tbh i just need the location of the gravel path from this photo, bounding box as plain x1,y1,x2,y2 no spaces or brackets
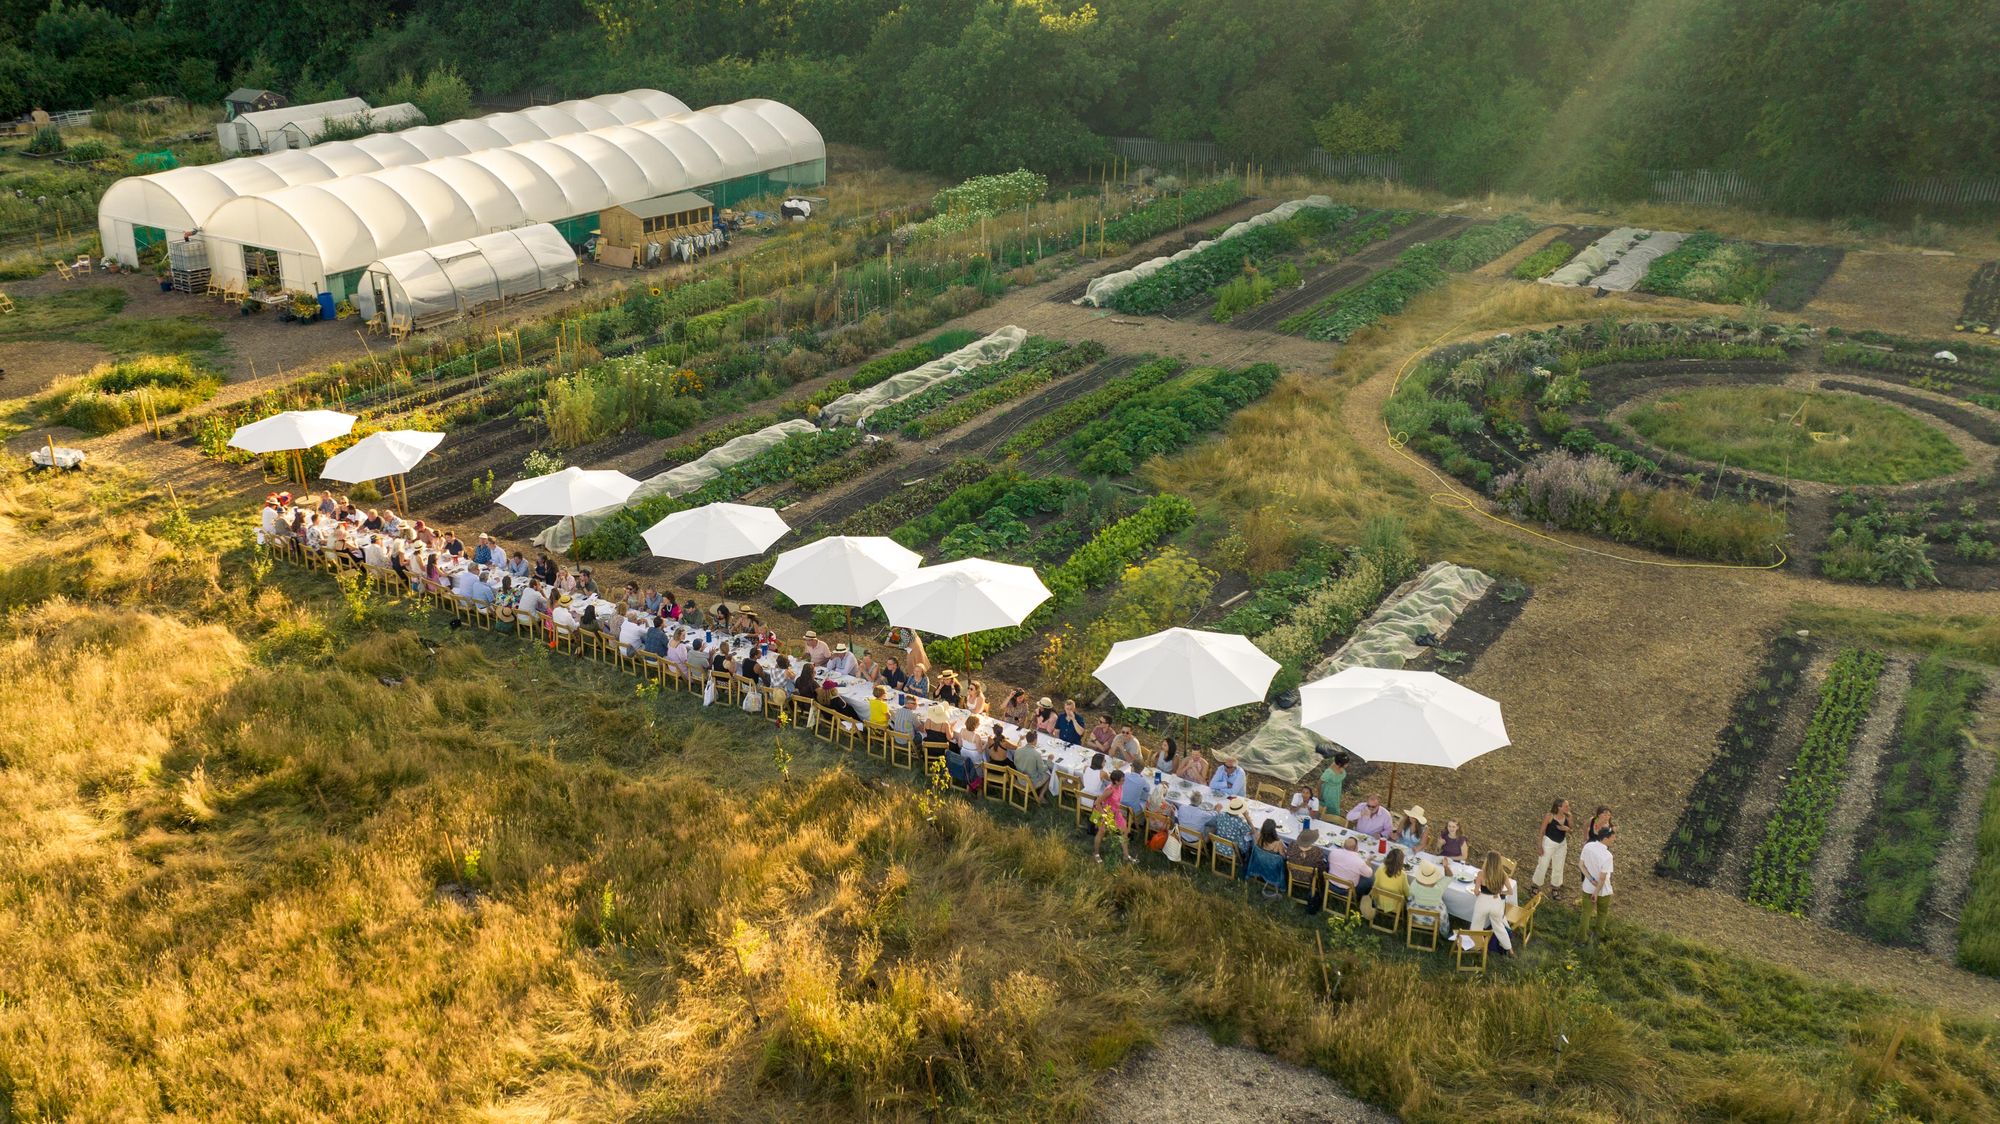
1095,1025,1397,1124
1810,655,1915,926
1919,668,2000,956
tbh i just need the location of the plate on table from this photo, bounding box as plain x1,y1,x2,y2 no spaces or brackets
1453,870,1477,884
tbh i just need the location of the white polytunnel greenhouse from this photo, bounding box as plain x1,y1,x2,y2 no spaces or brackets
352,223,579,334
98,89,691,265
196,98,824,300
216,97,371,155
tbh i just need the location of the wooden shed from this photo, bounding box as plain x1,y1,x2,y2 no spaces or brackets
599,191,714,264
225,88,285,120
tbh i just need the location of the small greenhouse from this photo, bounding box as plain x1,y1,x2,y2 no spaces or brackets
353,223,579,333
216,98,371,155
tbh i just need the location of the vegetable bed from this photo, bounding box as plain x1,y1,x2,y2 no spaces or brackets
1746,647,1886,915
1959,261,2000,335
1281,216,1537,341
1656,634,1817,886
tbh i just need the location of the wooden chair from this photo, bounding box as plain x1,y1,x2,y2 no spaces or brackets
1145,808,1174,849
791,695,818,732
886,729,915,770
1284,861,1320,907
638,651,665,687
1406,906,1445,951
1254,782,1289,806
1074,789,1098,828
1323,874,1359,916
1006,766,1032,811
830,712,861,752
981,762,1012,804
763,688,790,725
864,720,891,760
1455,928,1494,973
1172,823,1207,869
812,703,838,743
0,291,18,314
550,623,578,655
515,610,541,641
614,642,639,675
1506,892,1544,948
1369,889,1405,935
469,598,496,631
1055,771,1082,813
1207,834,1242,879
1326,814,1350,830
707,669,737,707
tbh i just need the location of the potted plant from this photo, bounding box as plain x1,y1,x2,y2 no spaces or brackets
240,297,259,316
156,260,171,291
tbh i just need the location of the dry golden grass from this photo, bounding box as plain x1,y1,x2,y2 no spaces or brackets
1147,280,1626,581
2,463,1997,1123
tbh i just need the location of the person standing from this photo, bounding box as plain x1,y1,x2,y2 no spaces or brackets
1532,798,1573,899
1093,769,1135,864
1579,828,1615,944
1319,751,1349,822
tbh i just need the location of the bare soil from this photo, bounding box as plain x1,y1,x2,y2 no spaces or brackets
0,338,106,397
1095,1025,1396,1124
1808,250,1980,338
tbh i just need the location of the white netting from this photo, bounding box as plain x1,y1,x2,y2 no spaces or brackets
1589,231,1686,291
1077,195,1333,307
1542,227,1642,286
1225,562,1495,783
535,419,817,552
818,326,1027,426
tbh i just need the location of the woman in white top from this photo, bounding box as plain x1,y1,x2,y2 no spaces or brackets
1081,751,1108,800
957,714,990,765
1469,850,1516,954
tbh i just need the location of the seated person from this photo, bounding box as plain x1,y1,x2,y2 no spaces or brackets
1174,793,1217,834
1325,838,1376,898
867,684,891,728
1371,848,1411,916
1406,859,1453,937
932,669,963,707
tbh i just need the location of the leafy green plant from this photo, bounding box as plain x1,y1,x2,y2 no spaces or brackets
1511,240,1575,280
1101,179,1243,244
999,357,1185,458
1747,648,1885,914
1848,656,1983,942
1067,363,1283,474
44,355,221,433
1108,206,1353,314
1283,216,1536,341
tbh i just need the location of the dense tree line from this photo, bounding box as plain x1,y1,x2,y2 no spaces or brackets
2,0,1994,216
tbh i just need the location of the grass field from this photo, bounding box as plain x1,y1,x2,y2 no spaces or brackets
1626,386,1967,485
3,461,1998,1122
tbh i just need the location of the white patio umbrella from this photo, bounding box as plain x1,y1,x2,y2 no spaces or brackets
642,501,791,590
1093,627,1279,752
495,466,642,550
765,535,921,643
875,558,1051,671
320,429,442,511
1299,667,1509,811
228,409,356,487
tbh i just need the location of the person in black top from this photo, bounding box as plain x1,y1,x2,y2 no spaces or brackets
1532,798,1572,898
442,530,465,557
535,553,557,584
880,657,908,691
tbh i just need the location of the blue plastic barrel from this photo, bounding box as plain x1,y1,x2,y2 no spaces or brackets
317,292,335,321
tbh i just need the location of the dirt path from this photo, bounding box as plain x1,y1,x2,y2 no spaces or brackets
1095,1025,1396,1124
1810,655,1914,926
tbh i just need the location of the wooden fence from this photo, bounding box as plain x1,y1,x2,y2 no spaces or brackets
1108,137,1400,182
1646,168,2000,210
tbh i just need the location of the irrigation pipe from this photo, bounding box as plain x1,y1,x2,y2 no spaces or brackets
1382,317,1788,572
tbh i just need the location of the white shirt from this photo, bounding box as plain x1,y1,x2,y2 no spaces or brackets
1580,840,1614,897
491,545,508,570
1082,767,1105,798
518,586,547,616
823,652,857,677
452,570,480,597
361,542,388,568
618,618,646,652
551,606,578,631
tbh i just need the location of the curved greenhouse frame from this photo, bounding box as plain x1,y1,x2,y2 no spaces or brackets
353,223,579,333
200,99,824,298
98,89,690,265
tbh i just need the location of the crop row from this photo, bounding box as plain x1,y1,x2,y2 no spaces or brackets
1848,655,1984,943
1107,205,1354,314
572,429,864,560
859,337,1072,435
1511,240,1576,280
1067,362,1284,475
892,342,1108,441
892,471,1085,550
1746,647,1886,915
1655,634,1816,885
1101,180,1244,245
1283,216,1536,340
955,493,1196,665
999,357,1186,458
1964,743,2000,977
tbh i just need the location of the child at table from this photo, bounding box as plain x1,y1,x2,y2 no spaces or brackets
1092,768,1134,863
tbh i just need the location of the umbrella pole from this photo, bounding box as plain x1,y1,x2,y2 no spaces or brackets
1385,762,1399,815
963,634,972,675
845,605,853,648
568,514,577,553
1184,713,1192,760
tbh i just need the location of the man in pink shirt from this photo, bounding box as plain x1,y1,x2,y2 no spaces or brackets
1325,837,1376,900
1346,794,1393,837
